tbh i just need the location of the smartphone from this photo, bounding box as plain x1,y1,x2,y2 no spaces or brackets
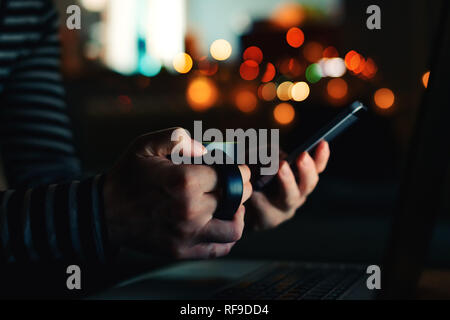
253,101,368,191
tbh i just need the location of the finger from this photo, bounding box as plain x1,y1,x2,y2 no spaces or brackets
134,127,206,158
238,165,251,184
198,205,245,243
314,141,330,174
277,161,302,208
241,181,253,204
296,152,319,197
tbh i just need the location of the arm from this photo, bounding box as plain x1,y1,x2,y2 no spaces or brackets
0,0,109,263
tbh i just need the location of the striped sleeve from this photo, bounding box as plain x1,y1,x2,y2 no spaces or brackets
0,175,111,263
0,0,112,263
0,0,80,188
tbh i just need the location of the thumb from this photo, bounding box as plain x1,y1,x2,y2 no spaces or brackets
133,127,207,158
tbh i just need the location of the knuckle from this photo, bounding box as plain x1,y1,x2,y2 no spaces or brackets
230,224,243,242
171,167,198,193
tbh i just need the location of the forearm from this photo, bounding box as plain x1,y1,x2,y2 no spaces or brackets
0,175,112,264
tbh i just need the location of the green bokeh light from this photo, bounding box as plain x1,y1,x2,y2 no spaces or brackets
305,63,322,84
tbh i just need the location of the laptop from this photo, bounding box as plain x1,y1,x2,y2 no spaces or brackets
92,1,450,300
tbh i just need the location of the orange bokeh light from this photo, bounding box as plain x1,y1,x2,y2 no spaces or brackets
374,88,395,109
243,46,263,64
240,60,259,81
362,58,377,79
259,82,277,101
323,46,339,58
345,50,361,71
327,78,348,100
261,62,276,82
422,71,430,88
235,89,258,113
186,77,218,111
273,103,295,125
198,56,218,76
286,27,305,48
271,3,305,29
303,42,323,63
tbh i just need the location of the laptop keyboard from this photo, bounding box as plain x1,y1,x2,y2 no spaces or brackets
214,264,364,300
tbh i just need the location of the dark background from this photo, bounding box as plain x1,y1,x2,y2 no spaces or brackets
54,0,450,270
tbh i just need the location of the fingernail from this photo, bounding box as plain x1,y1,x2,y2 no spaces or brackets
280,161,289,175
300,152,310,166
193,141,207,155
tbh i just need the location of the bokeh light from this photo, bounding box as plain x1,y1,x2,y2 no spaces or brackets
277,81,294,101
361,58,377,79
271,3,305,29
240,60,259,80
235,89,258,113
321,57,346,78
210,39,232,61
291,82,310,102
261,63,276,82
286,27,305,48
327,78,348,100
259,82,277,101
80,0,107,12
186,77,218,111
305,63,322,83
345,50,361,71
323,46,339,58
374,88,395,109
140,55,162,77
243,46,263,64
422,71,430,88
273,103,295,125
172,53,193,74
353,56,366,74
198,57,218,76
303,42,323,63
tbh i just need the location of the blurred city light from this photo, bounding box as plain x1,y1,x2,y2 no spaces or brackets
235,89,258,113
320,57,346,78
140,55,162,77
286,27,305,48
303,42,323,63
187,77,218,111
198,57,218,76
305,63,322,83
261,63,276,82
146,0,186,68
327,78,348,100
173,53,193,74
243,46,263,64
210,39,232,61
291,82,310,102
361,58,377,79
422,71,430,88
105,0,138,75
345,50,361,71
271,3,305,29
80,0,107,12
240,60,259,80
273,103,295,125
323,46,339,58
277,81,294,101
374,88,395,109
259,82,277,101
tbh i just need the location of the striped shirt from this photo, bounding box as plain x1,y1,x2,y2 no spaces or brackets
0,0,110,263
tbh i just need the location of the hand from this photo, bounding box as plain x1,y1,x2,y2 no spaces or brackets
103,128,252,259
246,141,330,231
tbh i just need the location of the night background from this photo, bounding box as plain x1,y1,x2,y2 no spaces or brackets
48,0,449,273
